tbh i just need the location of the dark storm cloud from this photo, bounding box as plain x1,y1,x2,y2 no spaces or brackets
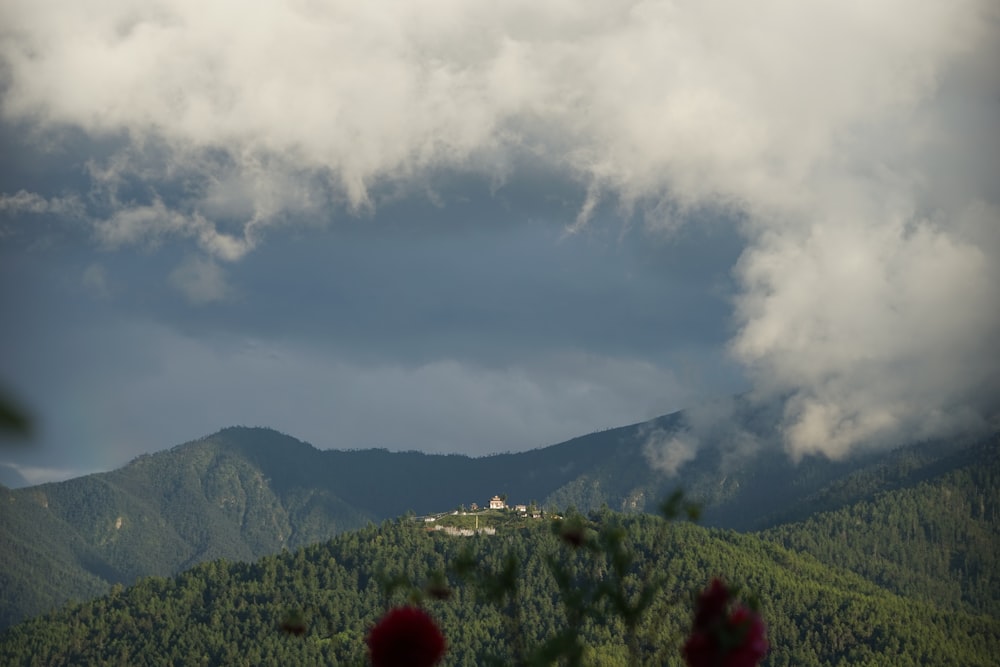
1,0,997,476
0,177,743,473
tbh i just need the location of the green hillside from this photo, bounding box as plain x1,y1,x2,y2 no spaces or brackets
1,414,994,631
1,512,996,666
0,428,374,628
762,437,1000,616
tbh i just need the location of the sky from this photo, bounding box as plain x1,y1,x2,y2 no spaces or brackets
1,0,998,486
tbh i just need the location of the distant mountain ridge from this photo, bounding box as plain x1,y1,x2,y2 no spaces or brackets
1,408,995,629
0,464,28,488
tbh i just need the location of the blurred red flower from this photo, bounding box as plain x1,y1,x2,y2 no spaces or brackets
367,607,446,667
693,578,731,628
683,579,768,667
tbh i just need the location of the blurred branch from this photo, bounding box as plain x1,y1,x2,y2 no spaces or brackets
0,386,33,441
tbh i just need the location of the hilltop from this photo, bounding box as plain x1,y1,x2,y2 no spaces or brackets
1,408,995,629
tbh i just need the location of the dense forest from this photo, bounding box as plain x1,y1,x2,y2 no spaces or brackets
764,440,1000,617
1,510,997,666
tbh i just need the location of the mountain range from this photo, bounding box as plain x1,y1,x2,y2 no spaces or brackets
1,406,996,632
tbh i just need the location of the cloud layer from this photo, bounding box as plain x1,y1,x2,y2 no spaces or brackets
2,0,998,460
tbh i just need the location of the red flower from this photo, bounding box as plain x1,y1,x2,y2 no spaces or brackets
726,606,769,666
693,578,731,628
684,580,768,667
367,607,447,667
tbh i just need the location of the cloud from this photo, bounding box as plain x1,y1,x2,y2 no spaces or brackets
2,1,982,223
643,430,698,477
81,263,111,299
1,0,997,458
0,190,83,229
4,318,695,469
643,396,769,475
96,199,255,261
168,255,231,304
733,202,1000,459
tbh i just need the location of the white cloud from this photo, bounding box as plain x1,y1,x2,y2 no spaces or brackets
1,0,997,458
643,396,767,474
643,430,698,477
96,199,254,261
0,190,82,217
1,1,980,218
733,202,1000,459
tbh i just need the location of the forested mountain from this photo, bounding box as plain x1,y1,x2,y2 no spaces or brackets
1,410,995,631
1,511,997,666
762,438,1000,617
0,428,374,629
